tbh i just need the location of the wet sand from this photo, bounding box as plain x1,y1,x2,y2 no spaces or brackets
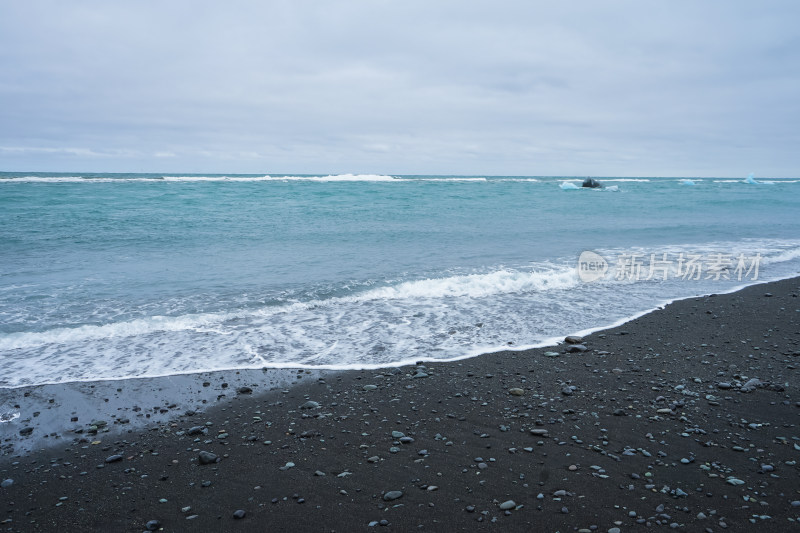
1,277,799,532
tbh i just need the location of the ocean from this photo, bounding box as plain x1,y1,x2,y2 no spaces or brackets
1,172,799,388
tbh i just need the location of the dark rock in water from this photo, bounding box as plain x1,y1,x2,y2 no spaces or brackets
19,427,33,436
236,386,253,394
233,509,246,519
105,454,123,463
145,520,162,531
582,178,602,188
198,451,218,465
565,335,583,344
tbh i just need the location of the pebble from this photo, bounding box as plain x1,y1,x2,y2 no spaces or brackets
509,388,525,396
233,509,246,519
145,520,162,531
198,451,218,465
383,491,403,501
1,479,13,488
499,500,516,510
300,401,320,409
363,384,378,391
105,454,123,463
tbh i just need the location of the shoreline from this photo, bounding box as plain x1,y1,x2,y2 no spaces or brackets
3,273,794,391
1,277,799,531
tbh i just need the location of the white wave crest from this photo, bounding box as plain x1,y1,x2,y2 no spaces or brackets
761,246,800,265
252,174,399,182
1,176,88,183
348,268,578,300
0,312,238,351
0,267,578,351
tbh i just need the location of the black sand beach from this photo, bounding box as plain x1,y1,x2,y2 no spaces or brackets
1,278,799,532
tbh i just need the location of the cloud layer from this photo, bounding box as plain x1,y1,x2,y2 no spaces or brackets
1,1,798,176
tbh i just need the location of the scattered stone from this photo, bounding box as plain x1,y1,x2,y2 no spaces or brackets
105,454,123,463
236,386,253,394
499,500,516,510
145,520,162,531
300,401,320,409
509,388,525,396
567,344,588,353
383,491,403,501
198,451,218,465
565,335,583,344
19,427,33,436
741,378,763,392
1,479,13,488
233,509,246,519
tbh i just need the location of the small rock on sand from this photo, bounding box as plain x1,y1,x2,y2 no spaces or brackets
198,451,218,465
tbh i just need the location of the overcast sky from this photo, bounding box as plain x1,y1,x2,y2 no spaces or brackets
1,1,798,176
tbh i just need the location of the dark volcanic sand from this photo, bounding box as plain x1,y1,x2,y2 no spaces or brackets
1,278,799,532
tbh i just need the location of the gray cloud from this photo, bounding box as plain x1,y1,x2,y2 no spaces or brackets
1,1,798,176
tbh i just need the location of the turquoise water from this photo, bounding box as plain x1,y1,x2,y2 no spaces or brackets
1,173,799,387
